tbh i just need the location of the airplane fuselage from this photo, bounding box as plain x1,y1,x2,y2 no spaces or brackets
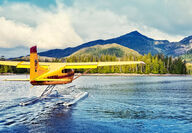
30,69,74,85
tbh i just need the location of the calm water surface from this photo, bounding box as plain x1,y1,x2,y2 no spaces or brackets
0,75,192,133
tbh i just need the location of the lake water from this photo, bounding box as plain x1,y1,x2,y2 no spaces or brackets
0,75,192,133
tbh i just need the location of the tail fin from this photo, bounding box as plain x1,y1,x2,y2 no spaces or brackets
30,46,47,81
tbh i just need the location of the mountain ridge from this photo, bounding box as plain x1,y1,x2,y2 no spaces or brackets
39,30,163,58
2,31,192,58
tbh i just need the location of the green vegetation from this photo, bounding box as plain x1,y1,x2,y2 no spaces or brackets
65,53,187,74
181,54,192,62
181,49,192,62
186,63,192,74
0,65,29,74
99,47,124,57
0,53,187,74
0,57,29,74
71,43,141,57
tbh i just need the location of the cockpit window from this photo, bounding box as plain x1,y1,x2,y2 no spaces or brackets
62,69,72,73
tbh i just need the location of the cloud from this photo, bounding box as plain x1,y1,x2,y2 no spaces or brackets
0,2,83,49
0,0,192,51
66,2,183,42
0,17,31,48
67,0,192,40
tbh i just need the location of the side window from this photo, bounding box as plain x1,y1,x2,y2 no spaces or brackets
62,69,72,73
62,69,65,73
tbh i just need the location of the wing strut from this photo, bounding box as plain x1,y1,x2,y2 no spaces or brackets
73,68,93,81
39,85,56,98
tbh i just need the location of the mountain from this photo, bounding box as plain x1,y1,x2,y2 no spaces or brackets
2,31,192,58
70,43,141,57
179,35,192,45
39,31,160,57
17,56,57,62
180,36,192,62
38,31,192,58
98,31,158,55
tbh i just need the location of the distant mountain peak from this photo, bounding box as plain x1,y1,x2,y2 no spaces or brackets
180,35,192,44
117,30,154,42
37,31,192,58
129,30,142,35
120,30,143,38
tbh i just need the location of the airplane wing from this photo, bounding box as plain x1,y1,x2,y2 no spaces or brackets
0,61,49,69
0,60,145,81
35,61,145,81
0,61,29,68
62,61,145,69
0,61,145,70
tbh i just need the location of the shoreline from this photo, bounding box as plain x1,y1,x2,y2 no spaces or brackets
0,73,190,76
75,73,190,76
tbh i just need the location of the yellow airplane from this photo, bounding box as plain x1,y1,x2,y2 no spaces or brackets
0,46,145,105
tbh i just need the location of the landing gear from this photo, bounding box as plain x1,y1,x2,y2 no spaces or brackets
39,85,55,98
19,85,55,106
19,85,88,106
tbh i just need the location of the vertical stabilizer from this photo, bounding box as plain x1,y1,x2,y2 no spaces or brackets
30,46,47,81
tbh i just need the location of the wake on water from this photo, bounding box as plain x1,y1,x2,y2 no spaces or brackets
0,80,88,130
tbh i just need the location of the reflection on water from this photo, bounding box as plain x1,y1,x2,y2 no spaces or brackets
0,75,192,132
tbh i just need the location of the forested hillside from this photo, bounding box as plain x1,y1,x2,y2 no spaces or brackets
38,31,192,58
70,43,141,57
65,53,187,74
0,53,187,74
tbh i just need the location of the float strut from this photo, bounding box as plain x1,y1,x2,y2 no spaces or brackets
39,85,55,99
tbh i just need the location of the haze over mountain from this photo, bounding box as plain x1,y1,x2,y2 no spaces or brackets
38,31,192,58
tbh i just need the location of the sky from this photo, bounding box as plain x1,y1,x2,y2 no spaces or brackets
0,0,192,52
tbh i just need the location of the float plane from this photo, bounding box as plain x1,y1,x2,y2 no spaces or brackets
0,46,145,106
